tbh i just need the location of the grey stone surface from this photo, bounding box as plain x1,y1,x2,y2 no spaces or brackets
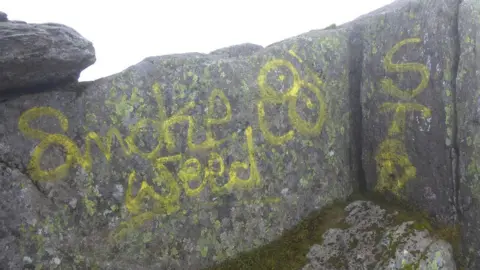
0,26,353,269
0,11,7,22
302,201,457,270
457,0,480,268
0,18,96,93
357,0,458,223
0,162,54,269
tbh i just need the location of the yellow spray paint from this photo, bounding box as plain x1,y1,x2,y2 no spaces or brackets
19,57,322,237
379,102,431,136
163,88,232,152
18,106,134,182
125,154,182,216
18,83,234,182
381,38,430,101
125,125,261,213
116,125,263,238
256,54,326,145
375,38,431,194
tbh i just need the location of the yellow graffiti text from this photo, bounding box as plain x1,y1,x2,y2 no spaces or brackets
163,88,232,152
375,139,416,193
18,83,233,182
257,54,326,145
381,38,430,101
375,37,431,195
114,126,263,239
379,102,431,136
125,126,261,216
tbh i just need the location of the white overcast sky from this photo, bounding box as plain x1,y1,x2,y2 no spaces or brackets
4,0,394,81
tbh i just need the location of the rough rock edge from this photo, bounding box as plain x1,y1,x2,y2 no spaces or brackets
0,11,7,22
0,160,50,203
208,43,264,58
0,80,92,103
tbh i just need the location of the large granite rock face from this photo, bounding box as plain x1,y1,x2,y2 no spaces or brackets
357,0,458,223
302,201,456,270
457,0,480,267
0,13,95,93
5,0,480,268
0,28,354,269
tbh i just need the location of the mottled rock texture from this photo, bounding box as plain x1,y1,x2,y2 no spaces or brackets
0,25,353,269
0,13,95,93
302,201,456,270
3,0,480,268
357,0,458,222
457,0,480,268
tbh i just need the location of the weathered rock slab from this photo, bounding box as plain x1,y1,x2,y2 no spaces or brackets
0,13,95,93
0,27,354,269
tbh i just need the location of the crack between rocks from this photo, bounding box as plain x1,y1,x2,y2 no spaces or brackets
348,24,367,193
0,159,50,201
0,78,89,103
451,0,463,222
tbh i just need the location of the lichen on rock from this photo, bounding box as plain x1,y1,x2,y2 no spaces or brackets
1,0,480,268
302,201,456,270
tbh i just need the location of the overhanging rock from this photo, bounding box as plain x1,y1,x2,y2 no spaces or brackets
0,28,354,269
0,16,95,93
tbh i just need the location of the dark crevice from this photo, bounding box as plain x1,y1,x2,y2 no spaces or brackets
0,159,50,201
30,177,51,201
451,0,463,222
348,23,367,193
0,77,90,103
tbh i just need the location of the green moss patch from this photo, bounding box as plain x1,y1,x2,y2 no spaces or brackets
207,200,348,270
206,192,464,270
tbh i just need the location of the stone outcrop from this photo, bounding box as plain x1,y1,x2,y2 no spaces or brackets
0,14,354,270
0,14,95,93
302,201,456,270
2,0,480,269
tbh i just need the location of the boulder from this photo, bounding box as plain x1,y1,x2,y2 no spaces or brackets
0,11,7,22
0,13,96,93
0,27,354,269
457,0,480,267
302,201,457,270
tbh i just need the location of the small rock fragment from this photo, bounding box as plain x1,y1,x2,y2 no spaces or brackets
0,11,7,22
